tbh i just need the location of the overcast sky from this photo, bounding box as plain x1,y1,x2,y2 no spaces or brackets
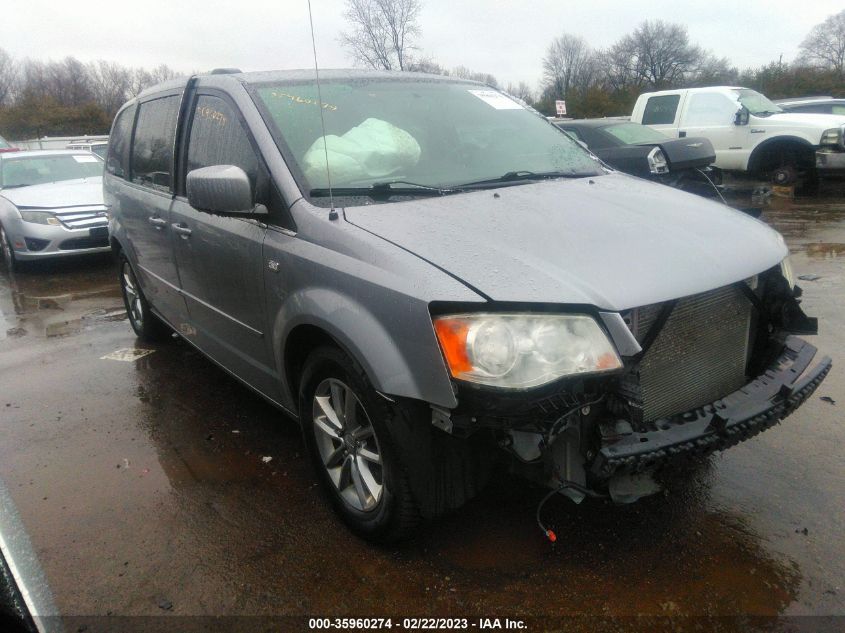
4,0,840,90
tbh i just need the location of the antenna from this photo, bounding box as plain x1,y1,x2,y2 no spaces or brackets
307,0,338,221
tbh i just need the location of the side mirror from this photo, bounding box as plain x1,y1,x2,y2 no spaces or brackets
734,107,749,126
186,165,266,215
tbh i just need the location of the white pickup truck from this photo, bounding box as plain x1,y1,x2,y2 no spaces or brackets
630,86,845,186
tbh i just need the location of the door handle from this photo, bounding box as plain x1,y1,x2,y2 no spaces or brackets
679,131,687,138
171,223,192,238
148,216,168,229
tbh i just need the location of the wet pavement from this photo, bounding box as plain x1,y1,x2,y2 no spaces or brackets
0,185,843,631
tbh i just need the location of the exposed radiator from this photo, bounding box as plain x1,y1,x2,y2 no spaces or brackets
620,284,753,423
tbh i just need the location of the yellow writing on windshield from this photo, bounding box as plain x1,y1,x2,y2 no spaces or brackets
270,91,338,111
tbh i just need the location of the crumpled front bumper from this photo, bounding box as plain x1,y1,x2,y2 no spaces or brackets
592,336,831,478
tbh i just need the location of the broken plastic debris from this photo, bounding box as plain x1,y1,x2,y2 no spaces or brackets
262,456,273,464
798,274,821,281
820,396,836,405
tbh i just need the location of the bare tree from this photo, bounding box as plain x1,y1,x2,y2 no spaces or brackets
339,0,422,70
505,81,534,103
88,60,133,118
451,65,498,87
0,48,17,105
798,9,845,76
607,21,705,90
542,34,592,98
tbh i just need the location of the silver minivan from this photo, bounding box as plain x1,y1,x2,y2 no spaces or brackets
105,69,830,542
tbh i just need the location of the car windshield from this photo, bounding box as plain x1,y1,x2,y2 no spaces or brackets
92,144,108,158
733,89,783,116
0,153,103,188
251,78,603,203
0,135,10,150
601,122,669,144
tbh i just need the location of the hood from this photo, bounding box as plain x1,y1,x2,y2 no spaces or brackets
0,177,104,209
344,173,787,311
753,111,845,133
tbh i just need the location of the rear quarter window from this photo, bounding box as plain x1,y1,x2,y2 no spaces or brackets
642,95,680,125
130,96,180,192
106,105,136,178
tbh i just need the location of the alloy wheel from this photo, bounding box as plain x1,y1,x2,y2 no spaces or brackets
121,260,144,330
311,378,384,512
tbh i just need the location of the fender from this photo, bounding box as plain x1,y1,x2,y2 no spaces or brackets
272,286,458,412
747,135,816,172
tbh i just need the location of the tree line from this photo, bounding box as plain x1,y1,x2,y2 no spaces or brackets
0,51,181,139
339,2,845,116
1,7,843,139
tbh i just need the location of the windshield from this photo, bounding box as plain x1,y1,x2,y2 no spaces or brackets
733,89,783,116
92,144,108,159
252,78,602,203
0,153,103,188
602,122,669,144
0,136,10,150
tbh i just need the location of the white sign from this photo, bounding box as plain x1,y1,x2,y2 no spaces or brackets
73,155,100,163
555,100,567,116
468,90,523,110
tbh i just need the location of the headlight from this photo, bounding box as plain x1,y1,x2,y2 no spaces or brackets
19,210,60,225
647,147,669,174
820,127,843,147
780,256,796,290
433,313,622,389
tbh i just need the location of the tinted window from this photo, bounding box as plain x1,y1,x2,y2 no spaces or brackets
107,105,136,178
187,95,261,197
131,96,180,192
642,95,680,125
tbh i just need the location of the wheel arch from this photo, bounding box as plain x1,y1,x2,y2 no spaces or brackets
274,288,457,413
747,136,815,173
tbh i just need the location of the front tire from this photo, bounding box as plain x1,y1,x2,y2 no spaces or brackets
299,346,421,542
119,254,171,342
1,225,18,273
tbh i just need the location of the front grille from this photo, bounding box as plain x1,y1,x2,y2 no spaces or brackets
59,235,110,250
620,284,752,422
55,207,108,230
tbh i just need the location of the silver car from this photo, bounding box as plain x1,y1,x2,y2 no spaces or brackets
0,150,110,271
105,70,830,542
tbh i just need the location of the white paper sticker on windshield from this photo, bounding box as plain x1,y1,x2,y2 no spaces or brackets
468,89,523,110
73,155,100,163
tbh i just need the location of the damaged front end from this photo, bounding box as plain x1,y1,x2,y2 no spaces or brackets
433,265,831,505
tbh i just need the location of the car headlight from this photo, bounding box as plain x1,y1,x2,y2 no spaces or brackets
780,256,796,290
19,210,60,225
647,147,669,174
820,127,843,147
433,313,622,389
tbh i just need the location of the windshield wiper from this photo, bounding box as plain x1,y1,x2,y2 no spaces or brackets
0,183,33,189
453,170,595,189
310,180,457,199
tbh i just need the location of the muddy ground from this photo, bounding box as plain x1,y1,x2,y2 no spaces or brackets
0,184,843,632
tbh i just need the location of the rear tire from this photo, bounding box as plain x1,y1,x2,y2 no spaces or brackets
299,346,422,542
119,254,171,342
